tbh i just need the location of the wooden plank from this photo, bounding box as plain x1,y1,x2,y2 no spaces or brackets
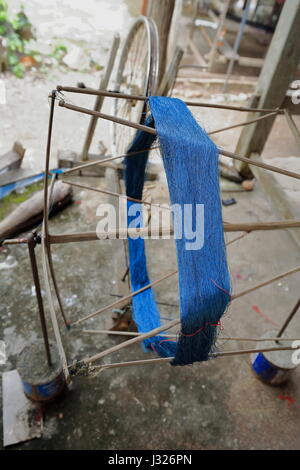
249,152,300,248
187,37,207,67
207,0,231,71
284,109,300,148
235,0,300,175
0,142,25,173
3,370,42,447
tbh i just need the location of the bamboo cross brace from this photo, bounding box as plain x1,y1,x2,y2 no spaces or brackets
232,265,300,300
83,329,178,338
76,262,300,350
47,219,300,245
58,101,300,182
61,179,171,211
59,112,278,177
73,234,246,326
56,85,283,113
74,270,178,325
81,345,297,371
208,112,278,135
82,318,180,363
82,329,300,343
62,146,160,176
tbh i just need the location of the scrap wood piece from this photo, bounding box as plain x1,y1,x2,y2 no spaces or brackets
3,370,43,447
58,149,159,180
0,142,25,173
0,168,43,187
0,181,72,241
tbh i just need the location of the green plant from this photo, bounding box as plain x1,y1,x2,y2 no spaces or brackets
52,43,68,62
0,0,34,77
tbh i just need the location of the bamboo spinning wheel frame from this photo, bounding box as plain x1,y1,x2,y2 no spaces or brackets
4,17,300,381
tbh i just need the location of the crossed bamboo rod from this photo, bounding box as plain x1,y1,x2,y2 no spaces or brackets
74,234,247,328
47,218,300,245
74,262,300,327
56,85,283,114
58,100,300,182
83,329,300,343
78,345,297,373
59,110,276,177
61,179,171,211
82,319,298,367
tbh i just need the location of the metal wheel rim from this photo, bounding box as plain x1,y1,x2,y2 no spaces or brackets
112,15,159,155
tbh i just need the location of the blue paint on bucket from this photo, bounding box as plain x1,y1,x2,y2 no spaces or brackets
251,352,279,382
250,330,297,385
17,342,66,402
21,372,66,402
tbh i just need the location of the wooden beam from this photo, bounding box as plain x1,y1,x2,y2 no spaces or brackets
249,153,300,248
81,34,120,161
207,0,231,72
235,0,300,176
146,0,176,85
0,142,25,173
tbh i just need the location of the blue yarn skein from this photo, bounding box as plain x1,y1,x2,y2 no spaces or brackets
125,97,231,365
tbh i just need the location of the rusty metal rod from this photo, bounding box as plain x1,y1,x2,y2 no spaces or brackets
27,234,52,366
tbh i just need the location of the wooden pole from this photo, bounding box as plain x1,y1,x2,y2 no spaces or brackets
47,219,300,245
208,0,231,72
81,34,120,160
235,0,300,175
146,0,176,85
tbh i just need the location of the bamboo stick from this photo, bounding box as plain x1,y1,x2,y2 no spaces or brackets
74,270,178,326
58,100,300,181
220,148,300,181
277,297,300,338
81,345,296,371
59,101,156,135
82,318,180,364
62,146,160,176
60,112,278,177
61,179,170,211
78,263,300,362
82,329,299,342
232,265,300,300
83,329,178,338
47,220,300,245
56,85,283,113
208,112,278,136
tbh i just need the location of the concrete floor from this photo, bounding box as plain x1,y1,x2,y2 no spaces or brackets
1,138,300,449
1,1,300,451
